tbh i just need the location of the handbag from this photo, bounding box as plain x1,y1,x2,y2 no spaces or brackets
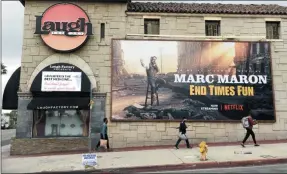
178,133,188,140
100,139,108,149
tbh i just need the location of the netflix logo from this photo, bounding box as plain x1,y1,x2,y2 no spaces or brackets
221,104,244,111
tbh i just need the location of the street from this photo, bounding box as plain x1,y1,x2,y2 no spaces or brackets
2,139,11,146
150,164,287,173
1,129,15,146
34,163,287,174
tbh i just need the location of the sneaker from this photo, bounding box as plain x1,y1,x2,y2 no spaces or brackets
175,145,179,149
254,144,260,147
241,143,245,148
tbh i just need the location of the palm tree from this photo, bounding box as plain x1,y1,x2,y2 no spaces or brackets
1,63,7,74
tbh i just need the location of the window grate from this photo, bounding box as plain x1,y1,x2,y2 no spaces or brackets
144,19,160,35
266,22,280,39
100,23,105,40
205,21,221,36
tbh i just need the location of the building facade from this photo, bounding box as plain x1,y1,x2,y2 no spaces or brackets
5,1,287,155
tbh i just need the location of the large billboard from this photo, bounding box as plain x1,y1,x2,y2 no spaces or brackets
111,40,275,121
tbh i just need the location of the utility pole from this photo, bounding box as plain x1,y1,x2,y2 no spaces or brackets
160,47,163,73
88,85,93,153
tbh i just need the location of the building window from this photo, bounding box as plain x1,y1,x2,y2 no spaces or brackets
144,19,160,35
259,43,267,54
253,63,257,72
266,22,280,39
252,43,257,55
260,62,265,73
32,110,89,137
100,23,105,40
205,20,221,36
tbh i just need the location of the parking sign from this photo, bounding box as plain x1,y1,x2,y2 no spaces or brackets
82,153,97,167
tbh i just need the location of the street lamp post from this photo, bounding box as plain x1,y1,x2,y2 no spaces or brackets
88,85,93,153
160,47,163,73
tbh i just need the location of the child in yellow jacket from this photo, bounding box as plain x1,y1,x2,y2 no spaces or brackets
199,141,208,161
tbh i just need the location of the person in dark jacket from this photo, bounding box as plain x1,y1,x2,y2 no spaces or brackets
96,118,110,149
175,117,191,149
241,113,260,147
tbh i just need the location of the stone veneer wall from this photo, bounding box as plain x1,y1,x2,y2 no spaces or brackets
108,14,287,148
10,138,88,155
19,1,287,150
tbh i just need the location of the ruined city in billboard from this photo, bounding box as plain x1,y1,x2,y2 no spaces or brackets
111,40,275,121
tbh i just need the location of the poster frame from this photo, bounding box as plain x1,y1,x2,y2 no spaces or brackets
110,38,276,123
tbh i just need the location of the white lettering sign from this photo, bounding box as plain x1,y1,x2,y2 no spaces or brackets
41,71,82,92
82,153,97,167
174,74,267,84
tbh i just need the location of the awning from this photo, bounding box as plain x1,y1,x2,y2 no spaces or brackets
2,67,21,110
27,97,90,110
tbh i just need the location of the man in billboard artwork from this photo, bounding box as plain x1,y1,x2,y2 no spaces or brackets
140,56,160,105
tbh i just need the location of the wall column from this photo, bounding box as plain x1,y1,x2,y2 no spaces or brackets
16,92,33,138
90,92,107,148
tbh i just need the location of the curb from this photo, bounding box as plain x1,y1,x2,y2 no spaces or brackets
39,157,287,173
12,140,287,157
95,158,287,173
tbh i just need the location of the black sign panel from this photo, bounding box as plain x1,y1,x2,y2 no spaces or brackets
27,97,90,110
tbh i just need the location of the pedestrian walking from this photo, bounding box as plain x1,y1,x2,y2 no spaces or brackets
175,117,191,149
241,112,260,147
96,118,110,150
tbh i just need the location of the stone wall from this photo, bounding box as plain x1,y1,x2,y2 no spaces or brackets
10,137,88,155
108,14,287,148
20,1,127,94
20,1,287,150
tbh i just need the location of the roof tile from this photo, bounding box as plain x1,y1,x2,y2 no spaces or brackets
127,2,287,15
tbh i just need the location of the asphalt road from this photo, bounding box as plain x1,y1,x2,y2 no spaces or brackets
32,164,287,174
1,139,11,146
1,129,15,146
150,163,287,173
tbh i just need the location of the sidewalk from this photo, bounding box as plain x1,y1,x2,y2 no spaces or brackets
2,141,287,173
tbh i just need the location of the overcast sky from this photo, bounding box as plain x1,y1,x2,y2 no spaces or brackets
1,1,287,111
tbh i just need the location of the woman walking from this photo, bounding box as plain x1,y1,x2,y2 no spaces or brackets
175,117,191,149
241,113,260,147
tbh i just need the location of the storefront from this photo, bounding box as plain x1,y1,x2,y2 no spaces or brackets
27,63,91,137
3,1,287,155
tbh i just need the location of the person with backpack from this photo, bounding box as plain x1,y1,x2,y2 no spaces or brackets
175,117,191,149
241,112,260,147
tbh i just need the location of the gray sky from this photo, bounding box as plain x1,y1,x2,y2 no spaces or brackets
1,1,287,111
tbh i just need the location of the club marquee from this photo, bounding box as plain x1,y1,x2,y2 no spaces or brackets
34,16,93,36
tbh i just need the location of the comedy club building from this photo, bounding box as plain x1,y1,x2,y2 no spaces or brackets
3,0,287,155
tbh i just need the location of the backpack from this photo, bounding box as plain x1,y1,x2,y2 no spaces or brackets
241,116,250,128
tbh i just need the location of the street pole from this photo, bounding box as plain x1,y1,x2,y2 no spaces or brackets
160,48,163,73
88,85,92,153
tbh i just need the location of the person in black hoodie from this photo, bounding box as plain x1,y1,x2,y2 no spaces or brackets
175,117,191,149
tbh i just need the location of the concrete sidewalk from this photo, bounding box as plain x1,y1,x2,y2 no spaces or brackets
2,142,287,173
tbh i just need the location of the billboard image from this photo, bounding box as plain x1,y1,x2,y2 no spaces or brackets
111,40,275,121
